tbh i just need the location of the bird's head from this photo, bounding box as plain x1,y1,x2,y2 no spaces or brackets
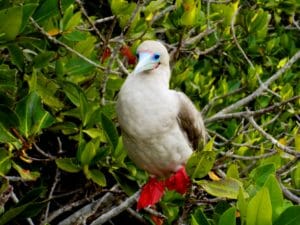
133,40,169,75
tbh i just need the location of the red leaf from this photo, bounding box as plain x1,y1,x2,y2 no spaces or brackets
165,166,190,194
137,178,165,210
101,47,111,63
150,214,165,225
120,45,136,65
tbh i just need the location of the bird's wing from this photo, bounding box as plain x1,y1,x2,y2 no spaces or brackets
176,92,206,150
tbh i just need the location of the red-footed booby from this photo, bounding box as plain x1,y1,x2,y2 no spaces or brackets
116,40,206,210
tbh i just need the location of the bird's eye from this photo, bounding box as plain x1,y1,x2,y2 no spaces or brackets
153,54,160,60
136,53,139,59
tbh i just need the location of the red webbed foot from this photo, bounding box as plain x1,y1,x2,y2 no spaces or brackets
165,166,190,194
137,177,165,210
137,166,191,210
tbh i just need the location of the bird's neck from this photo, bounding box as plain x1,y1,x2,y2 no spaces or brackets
137,65,171,89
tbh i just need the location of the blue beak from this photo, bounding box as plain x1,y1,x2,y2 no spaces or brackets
133,52,158,74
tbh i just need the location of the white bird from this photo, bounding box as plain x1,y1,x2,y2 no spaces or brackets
116,40,206,207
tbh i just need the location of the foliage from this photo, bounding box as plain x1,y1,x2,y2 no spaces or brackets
0,0,299,224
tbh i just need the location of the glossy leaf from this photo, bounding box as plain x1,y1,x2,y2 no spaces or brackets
79,141,96,165
15,92,55,137
218,207,236,225
12,163,40,181
274,206,300,225
198,178,244,199
186,150,216,179
101,113,118,150
55,158,81,173
246,187,272,225
249,163,275,187
191,208,210,225
87,169,107,187
0,149,12,176
263,175,284,221
0,6,22,41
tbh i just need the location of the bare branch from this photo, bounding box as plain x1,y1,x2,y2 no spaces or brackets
90,191,140,225
58,185,119,225
277,176,300,204
30,17,105,70
42,168,60,224
205,95,300,123
247,115,300,157
209,50,300,119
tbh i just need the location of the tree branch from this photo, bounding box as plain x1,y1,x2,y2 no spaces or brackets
247,115,300,157
90,191,140,225
208,50,300,120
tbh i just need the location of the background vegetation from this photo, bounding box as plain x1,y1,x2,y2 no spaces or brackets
0,0,299,224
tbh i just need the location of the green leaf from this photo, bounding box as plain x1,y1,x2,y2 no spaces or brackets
7,44,24,71
26,71,64,110
274,206,300,225
87,169,106,186
79,141,96,165
237,189,248,225
62,81,82,107
246,187,272,225
55,158,81,173
191,208,210,225
101,113,118,150
0,105,20,130
0,202,31,225
249,163,275,187
19,3,38,33
292,162,300,189
33,51,55,68
218,207,236,225
226,164,239,179
12,162,40,181
33,0,73,22
198,178,245,199
0,149,12,176
186,150,216,179
15,92,55,137
263,175,284,221
280,83,294,101
0,6,23,41
0,65,17,97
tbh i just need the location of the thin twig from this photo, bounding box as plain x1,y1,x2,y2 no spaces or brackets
247,115,300,157
75,0,105,42
277,176,300,204
42,168,60,224
33,143,55,159
30,17,105,70
58,185,119,225
11,192,35,225
90,191,140,225
95,16,116,24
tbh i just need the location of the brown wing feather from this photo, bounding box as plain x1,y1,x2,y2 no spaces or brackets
176,92,206,150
